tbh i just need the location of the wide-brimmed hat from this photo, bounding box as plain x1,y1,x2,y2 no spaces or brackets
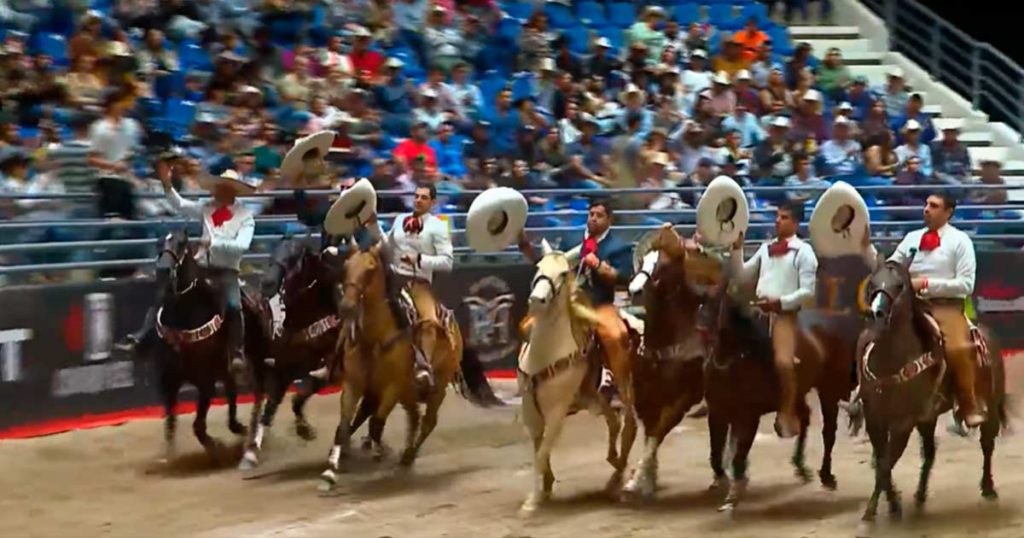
649,152,671,167
809,181,870,259
696,175,749,247
324,178,378,236
902,118,922,132
465,187,529,253
618,83,646,103
281,130,335,185
198,169,260,194
712,71,731,85
936,118,964,131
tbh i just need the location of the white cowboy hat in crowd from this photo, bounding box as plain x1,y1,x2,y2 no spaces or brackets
618,83,646,104
696,175,749,247
324,178,378,236
936,117,964,131
803,89,822,102
735,69,752,81
199,169,260,195
902,118,922,132
770,116,791,129
809,181,870,259
465,187,529,253
281,130,336,184
712,71,731,85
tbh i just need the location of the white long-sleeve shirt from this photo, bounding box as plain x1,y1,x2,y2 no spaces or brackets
368,213,453,283
732,236,818,311
167,188,255,271
888,223,976,299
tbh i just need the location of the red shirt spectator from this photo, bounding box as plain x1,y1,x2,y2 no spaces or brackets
348,27,384,81
393,122,438,172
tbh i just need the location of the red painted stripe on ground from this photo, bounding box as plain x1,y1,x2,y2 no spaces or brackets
0,371,519,440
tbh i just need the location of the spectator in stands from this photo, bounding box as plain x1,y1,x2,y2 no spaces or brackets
682,49,712,100
785,152,830,203
721,102,764,148
68,11,104,66
349,26,385,83
713,37,750,79
424,4,463,72
393,0,429,67
785,42,815,89
970,158,1008,205
558,100,582,146
374,58,414,134
315,33,353,79
661,20,688,61
612,84,653,139
760,67,794,115
732,70,759,113
276,53,314,104
393,120,437,173
641,152,683,211
624,40,649,75
816,48,849,101
685,22,709,53
429,120,465,179
677,121,714,175
894,119,933,176
0,147,67,222
550,70,576,120
553,36,584,82
832,102,862,139
518,11,553,73
653,97,685,138
818,116,862,176
860,99,891,142
63,52,105,108
891,93,935,144
628,6,667,64
486,88,520,156
48,112,98,201
419,67,458,113
448,62,482,121
654,66,684,110
0,2,36,31
932,122,972,185
679,156,717,207
843,75,873,122
864,130,899,178
413,88,448,133
887,155,929,206
716,128,753,176
587,38,620,80
734,18,769,63
463,119,493,175
500,158,551,202
535,126,569,185
459,14,488,65
705,72,736,117
790,89,827,144
137,28,179,79
750,41,780,89
89,87,143,219
565,114,609,188
754,116,795,184
877,67,909,117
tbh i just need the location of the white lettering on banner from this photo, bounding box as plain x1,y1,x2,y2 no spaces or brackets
462,277,518,363
977,297,1024,313
0,328,32,383
84,293,114,362
51,361,135,398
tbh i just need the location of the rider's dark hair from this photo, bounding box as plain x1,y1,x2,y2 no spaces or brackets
778,200,805,222
416,182,437,200
590,198,613,219
930,191,957,212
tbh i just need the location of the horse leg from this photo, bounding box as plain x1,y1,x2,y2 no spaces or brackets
858,419,891,537
520,367,584,516
354,394,377,452
791,408,812,483
720,415,758,513
884,425,915,520
519,381,546,516
293,376,324,441
369,386,402,462
193,385,222,462
224,375,246,436
594,395,624,496
914,418,938,508
398,394,423,467
818,394,840,490
411,385,447,456
980,413,1000,499
239,368,265,471
616,387,639,488
160,363,180,463
707,407,729,491
319,381,361,492
624,399,691,500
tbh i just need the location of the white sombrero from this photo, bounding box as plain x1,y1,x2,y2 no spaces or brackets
198,169,260,194
696,175,749,247
324,178,377,236
809,181,870,258
281,130,335,185
466,187,529,253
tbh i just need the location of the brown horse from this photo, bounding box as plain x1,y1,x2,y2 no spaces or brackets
854,258,1007,538
154,229,271,462
621,226,710,500
318,242,499,492
697,261,854,512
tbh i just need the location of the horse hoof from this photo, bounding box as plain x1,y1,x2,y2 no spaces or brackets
793,466,813,484
982,488,999,501
717,501,736,514
295,422,317,441
519,497,540,517
855,521,874,538
819,472,838,491
708,476,728,492
361,436,373,453
914,491,927,508
399,450,416,467
229,422,247,436
318,470,337,493
237,451,259,471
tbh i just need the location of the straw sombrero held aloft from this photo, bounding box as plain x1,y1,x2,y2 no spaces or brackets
199,168,260,195
281,130,336,187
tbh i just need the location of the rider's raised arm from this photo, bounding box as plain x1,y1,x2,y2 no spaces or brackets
294,188,326,227
211,211,255,258
565,243,582,267
730,239,763,285
924,232,976,298
779,244,818,310
164,184,204,220
421,219,453,273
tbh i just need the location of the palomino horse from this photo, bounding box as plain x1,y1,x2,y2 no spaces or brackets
621,226,709,500
154,230,271,461
697,263,854,512
238,237,349,470
318,242,499,492
518,239,636,515
854,258,1006,538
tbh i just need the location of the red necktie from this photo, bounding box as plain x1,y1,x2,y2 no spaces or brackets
581,237,598,257
403,215,422,235
211,206,233,228
919,230,940,251
768,239,789,257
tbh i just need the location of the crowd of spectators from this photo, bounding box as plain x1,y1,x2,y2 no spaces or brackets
0,0,1011,233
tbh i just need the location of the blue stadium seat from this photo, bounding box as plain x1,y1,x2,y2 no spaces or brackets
598,26,625,51
164,99,196,132
510,71,537,102
767,26,793,55
707,4,736,27
576,1,608,27
179,43,212,71
672,3,701,25
37,33,67,66
741,2,770,26
504,1,534,21
564,25,591,55
607,2,636,28
496,16,522,44
544,2,573,29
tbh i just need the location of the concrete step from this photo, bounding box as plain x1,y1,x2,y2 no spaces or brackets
848,65,889,86
789,26,861,39
844,52,885,66
960,131,994,147
923,104,944,117
969,147,1009,167
1005,176,1024,202
803,38,874,54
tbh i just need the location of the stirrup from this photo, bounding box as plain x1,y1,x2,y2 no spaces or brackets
310,366,329,380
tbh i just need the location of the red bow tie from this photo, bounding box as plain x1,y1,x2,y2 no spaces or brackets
767,239,789,257
211,206,233,228
581,237,598,257
403,215,423,235
919,230,941,252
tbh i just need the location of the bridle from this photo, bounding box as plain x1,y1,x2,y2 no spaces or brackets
531,268,567,301
162,243,197,297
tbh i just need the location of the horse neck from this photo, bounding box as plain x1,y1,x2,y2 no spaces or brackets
162,280,218,329
359,266,400,343
525,287,579,369
867,297,926,376
284,276,336,328
645,266,700,347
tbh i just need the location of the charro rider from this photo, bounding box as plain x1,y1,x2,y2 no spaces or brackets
856,192,985,428
364,183,453,391
730,200,818,438
519,199,633,397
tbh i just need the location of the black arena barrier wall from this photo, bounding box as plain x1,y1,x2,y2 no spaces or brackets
0,254,1021,438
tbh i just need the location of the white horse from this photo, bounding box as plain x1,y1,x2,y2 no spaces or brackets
518,240,632,515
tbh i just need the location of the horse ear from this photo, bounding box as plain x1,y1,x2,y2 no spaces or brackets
540,238,553,256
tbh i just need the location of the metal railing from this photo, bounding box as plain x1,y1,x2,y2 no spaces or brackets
862,0,1024,139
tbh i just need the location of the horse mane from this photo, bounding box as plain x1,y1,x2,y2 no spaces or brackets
724,297,775,364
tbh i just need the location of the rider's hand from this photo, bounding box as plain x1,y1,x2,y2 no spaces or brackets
583,252,600,268
911,277,927,292
401,254,418,267
731,231,745,251
199,237,211,249
365,212,378,226
755,298,782,313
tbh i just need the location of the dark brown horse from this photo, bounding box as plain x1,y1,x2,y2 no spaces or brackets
239,236,349,470
854,258,1007,538
621,226,710,500
697,263,855,512
154,229,271,462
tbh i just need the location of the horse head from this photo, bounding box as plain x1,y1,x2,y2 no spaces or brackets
339,238,383,319
865,252,916,330
528,238,572,313
160,229,200,298
262,237,309,297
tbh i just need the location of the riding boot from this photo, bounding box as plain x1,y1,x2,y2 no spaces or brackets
226,307,246,373
115,305,158,352
413,325,436,394
775,361,801,438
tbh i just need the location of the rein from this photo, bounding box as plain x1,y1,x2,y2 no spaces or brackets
860,341,942,389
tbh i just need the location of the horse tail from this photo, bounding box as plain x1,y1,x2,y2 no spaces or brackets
452,344,505,408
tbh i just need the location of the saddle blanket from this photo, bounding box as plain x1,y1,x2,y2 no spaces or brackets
398,287,455,333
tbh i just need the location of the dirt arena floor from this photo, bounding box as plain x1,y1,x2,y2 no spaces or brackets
2,376,1024,538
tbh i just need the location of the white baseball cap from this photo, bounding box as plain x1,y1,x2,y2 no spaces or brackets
887,66,905,78
735,69,752,81
771,116,791,128
803,89,822,102
595,37,611,48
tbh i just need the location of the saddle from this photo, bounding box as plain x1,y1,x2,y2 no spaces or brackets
397,286,456,341
241,286,274,342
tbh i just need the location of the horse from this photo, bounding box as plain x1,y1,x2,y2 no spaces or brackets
154,229,271,462
238,236,349,470
318,241,500,492
621,226,710,500
854,258,1007,537
697,261,854,512
517,239,637,515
